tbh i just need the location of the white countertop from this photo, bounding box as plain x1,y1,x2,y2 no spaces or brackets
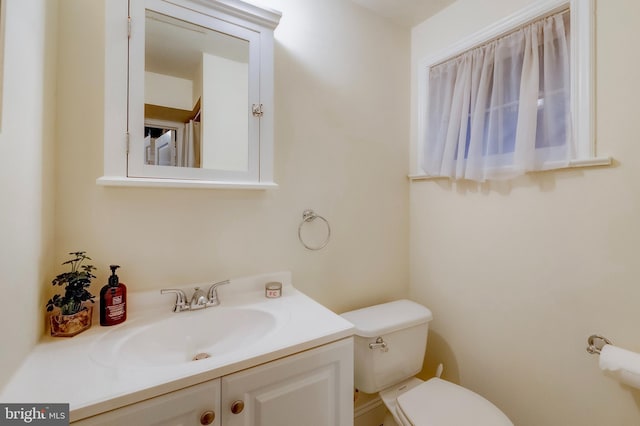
0,272,355,422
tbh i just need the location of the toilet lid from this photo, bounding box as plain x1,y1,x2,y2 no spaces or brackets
396,378,513,426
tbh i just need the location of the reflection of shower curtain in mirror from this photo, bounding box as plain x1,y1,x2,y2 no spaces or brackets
179,120,201,168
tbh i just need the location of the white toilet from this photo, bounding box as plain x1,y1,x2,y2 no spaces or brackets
341,299,513,426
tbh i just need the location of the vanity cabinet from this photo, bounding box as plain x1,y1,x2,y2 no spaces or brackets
73,338,353,426
221,338,353,426
73,379,221,426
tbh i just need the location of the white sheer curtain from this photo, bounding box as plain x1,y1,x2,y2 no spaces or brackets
422,10,573,182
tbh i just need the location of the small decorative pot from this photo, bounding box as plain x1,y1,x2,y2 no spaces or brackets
49,306,93,337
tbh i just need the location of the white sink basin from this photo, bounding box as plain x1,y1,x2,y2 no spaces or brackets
90,306,284,367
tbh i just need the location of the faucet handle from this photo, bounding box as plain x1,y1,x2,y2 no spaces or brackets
207,280,230,307
160,289,189,312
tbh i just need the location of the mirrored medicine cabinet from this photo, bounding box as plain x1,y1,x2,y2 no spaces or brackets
99,0,281,188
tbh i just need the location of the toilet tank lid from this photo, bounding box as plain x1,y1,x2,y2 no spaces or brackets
340,299,433,337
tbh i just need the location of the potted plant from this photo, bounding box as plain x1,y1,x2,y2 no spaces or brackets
46,251,96,337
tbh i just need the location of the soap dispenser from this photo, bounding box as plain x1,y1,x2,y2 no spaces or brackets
100,265,127,326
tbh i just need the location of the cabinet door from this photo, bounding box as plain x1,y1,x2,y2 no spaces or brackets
73,379,221,426
221,338,354,426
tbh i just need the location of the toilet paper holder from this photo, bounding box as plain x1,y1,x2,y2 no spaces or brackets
587,334,612,355
588,334,640,390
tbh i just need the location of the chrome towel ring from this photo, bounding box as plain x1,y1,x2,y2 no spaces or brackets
298,209,331,250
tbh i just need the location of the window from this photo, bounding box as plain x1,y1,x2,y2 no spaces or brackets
415,0,608,182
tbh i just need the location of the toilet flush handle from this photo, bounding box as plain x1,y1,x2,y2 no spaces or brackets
369,337,388,352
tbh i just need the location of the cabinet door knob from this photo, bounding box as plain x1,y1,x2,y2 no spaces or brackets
230,400,245,414
200,410,215,425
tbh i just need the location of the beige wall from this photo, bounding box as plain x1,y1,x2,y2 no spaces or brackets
54,0,409,319
410,0,640,425
0,0,57,386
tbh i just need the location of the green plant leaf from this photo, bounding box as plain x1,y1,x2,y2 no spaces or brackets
47,251,96,311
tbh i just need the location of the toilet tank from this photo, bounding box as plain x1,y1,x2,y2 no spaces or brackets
341,300,433,394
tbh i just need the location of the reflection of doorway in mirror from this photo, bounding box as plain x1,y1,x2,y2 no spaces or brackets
144,126,176,166
144,119,200,168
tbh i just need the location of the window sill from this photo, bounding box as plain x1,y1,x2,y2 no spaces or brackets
408,156,613,181
96,176,278,190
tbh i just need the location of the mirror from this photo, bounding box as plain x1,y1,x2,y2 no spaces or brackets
101,0,280,188
144,10,250,171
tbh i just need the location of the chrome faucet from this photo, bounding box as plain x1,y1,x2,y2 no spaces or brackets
207,280,230,307
190,287,208,310
161,280,230,312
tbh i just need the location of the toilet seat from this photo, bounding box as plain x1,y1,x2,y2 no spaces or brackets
378,378,424,425
395,378,513,426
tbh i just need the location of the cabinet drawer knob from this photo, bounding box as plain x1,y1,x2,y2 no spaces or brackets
200,410,215,425
230,400,245,414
